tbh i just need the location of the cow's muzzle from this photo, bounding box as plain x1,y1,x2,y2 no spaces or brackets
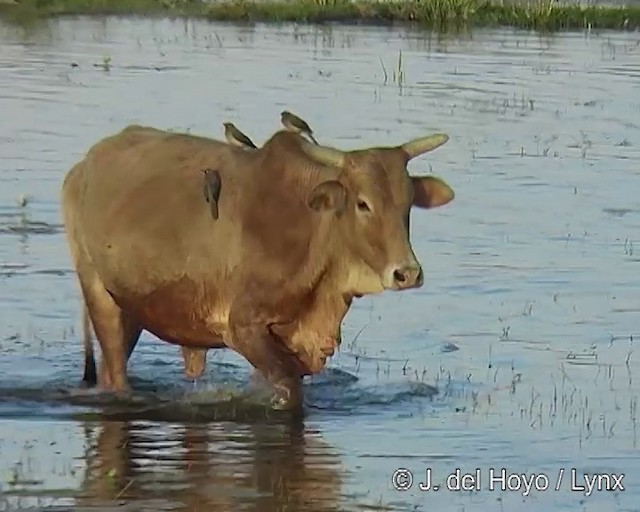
389,263,424,290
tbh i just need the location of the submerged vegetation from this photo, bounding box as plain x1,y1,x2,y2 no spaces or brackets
1,0,640,32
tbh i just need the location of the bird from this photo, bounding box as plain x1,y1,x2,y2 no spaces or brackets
223,122,257,149
280,110,318,144
202,168,221,220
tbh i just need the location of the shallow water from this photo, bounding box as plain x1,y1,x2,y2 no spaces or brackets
1,15,639,512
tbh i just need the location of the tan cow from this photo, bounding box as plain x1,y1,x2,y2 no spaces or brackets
61,125,454,410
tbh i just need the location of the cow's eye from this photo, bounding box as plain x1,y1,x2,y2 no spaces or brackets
357,199,371,212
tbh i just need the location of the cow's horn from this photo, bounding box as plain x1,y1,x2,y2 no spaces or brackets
401,133,449,159
299,138,345,168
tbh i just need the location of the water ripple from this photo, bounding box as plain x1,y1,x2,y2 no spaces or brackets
0,16,639,512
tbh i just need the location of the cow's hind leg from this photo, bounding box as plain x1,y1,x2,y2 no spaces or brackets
80,276,142,394
181,346,208,392
181,346,208,381
61,165,140,395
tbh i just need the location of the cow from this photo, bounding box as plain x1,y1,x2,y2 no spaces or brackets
61,124,455,411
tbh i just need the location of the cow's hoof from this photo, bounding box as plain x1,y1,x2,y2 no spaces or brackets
78,379,95,390
69,386,101,398
270,388,302,412
95,384,132,401
186,378,202,393
270,393,290,411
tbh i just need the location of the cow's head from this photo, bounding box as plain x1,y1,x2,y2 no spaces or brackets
300,134,454,294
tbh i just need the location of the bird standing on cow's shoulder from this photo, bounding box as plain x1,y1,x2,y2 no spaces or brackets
280,110,318,144
223,122,257,149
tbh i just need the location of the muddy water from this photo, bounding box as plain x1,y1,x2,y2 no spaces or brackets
0,16,639,512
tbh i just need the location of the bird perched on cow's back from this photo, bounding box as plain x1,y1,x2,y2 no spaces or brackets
223,122,257,149
280,110,319,145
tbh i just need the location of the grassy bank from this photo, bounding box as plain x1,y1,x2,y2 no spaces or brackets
1,0,639,31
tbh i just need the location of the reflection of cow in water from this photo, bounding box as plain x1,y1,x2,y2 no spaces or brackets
75,418,343,511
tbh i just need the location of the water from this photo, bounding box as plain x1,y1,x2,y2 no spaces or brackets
1,15,639,512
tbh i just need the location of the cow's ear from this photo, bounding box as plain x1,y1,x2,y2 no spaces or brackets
411,176,454,209
308,180,347,213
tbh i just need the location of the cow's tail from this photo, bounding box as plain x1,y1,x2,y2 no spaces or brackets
82,302,97,387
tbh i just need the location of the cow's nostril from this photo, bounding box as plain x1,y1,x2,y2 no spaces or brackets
393,269,406,283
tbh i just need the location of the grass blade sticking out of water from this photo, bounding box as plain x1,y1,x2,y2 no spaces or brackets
2,0,640,32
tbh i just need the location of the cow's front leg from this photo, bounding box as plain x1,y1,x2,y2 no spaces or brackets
228,317,302,412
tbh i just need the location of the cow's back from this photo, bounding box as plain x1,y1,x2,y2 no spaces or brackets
61,126,252,298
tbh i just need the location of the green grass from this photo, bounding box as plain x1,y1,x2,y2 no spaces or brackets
1,0,639,32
